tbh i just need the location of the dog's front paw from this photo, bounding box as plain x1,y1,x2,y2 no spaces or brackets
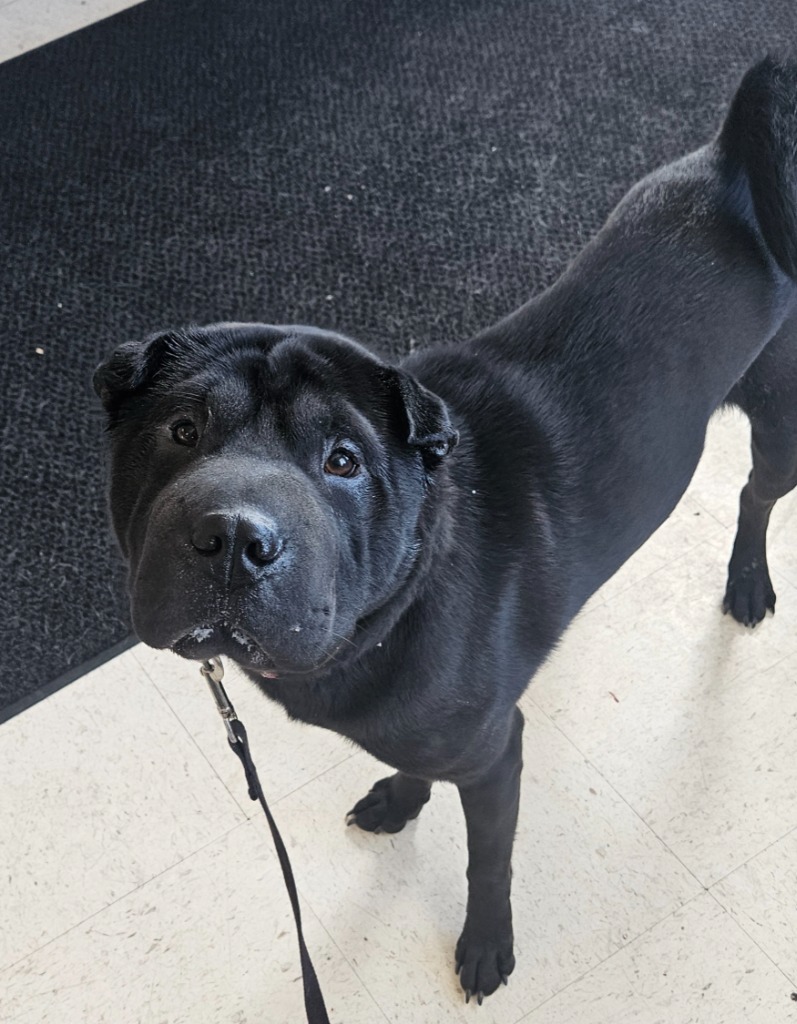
723,561,776,627
346,775,430,834
455,917,515,1004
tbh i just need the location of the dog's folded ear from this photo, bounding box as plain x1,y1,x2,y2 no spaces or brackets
93,330,182,411
384,366,459,461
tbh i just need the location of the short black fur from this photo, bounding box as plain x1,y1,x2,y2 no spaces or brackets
96,58,797,1003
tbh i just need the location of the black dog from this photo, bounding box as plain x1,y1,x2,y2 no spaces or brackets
95,58,797,1004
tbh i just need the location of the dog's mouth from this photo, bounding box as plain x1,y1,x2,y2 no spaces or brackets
171,622,281,678
170,621,350,680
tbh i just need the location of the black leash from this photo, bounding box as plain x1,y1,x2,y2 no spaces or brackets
200,657,332,1024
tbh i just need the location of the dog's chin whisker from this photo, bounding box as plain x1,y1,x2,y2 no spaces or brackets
330,630,358,650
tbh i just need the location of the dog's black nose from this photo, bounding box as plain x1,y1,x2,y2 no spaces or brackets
190,512,284,574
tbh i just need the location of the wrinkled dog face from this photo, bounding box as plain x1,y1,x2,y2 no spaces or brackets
95,323,457,679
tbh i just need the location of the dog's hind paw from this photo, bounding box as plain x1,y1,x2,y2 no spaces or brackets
723,562,776,627
346,774,431,834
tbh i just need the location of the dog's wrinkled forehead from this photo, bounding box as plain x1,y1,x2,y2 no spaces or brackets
217,359,391,468
159,324,381,399
103,322,379,422
176,325,391,449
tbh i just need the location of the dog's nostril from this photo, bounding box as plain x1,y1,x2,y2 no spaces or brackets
245,534,283,566
190,515,228,556
194,534,223,555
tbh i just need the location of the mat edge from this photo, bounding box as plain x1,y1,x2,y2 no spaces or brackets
0,634,138,726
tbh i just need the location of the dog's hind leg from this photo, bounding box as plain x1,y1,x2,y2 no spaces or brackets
346,772,432,833
724,318,797,625
718,58,797,625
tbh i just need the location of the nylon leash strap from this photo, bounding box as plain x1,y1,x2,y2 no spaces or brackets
199,657,331,1024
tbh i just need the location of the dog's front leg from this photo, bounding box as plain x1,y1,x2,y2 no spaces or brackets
455,705,523,1003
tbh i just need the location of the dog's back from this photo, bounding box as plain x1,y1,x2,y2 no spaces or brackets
416,57,797,611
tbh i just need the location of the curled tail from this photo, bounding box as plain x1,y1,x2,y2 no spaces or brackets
719,56,797,280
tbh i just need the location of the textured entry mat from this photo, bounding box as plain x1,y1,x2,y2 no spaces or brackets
0,0,794,720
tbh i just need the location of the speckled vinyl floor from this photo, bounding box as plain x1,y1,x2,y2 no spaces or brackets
3,5,797,1022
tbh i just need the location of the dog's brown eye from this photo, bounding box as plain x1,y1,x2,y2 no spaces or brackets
172,420,199,447
324,449,359,478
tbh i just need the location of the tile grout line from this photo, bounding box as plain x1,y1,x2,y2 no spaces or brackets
534,666,797,885
707,820,797,891
4,804,393,1023
508,891,707,1024
131,648,361,820
128,652,388,1017
514,843,797,1021
704,885,797,993
507,696,712,1019
769,563,797,595
529,626,797,850
272,745,362,809
525,695,797,1011
0,815,253,977
258,750,400,1022
704,819,797,990
295,897,394,1024
129,647,253,819
528,694,711,893
689,496,734,532
219,748,392,1022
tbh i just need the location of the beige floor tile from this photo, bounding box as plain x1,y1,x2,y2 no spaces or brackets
763,489,797,592
273,704,698,1023
532,525,797,886
0,0,145,62
519,894,795,1024
712,827,797,983
132,645,357,812
0,650,244,969
0,819,388,1024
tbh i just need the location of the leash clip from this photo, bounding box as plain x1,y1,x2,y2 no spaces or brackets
200,657,239,745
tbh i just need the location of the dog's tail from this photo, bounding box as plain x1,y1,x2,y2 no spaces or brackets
719,56,797,280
